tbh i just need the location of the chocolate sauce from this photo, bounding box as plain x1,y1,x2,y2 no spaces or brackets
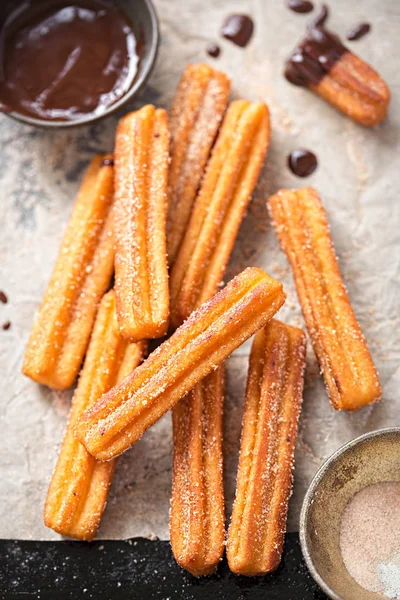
206,43,221,58
284,5,348,87
101,157,114,167
221,14,254,48
0,291,8,304
347,23,371,41
287,0,314,14
0,0,140,122
288,149,318,177
2,321,11,331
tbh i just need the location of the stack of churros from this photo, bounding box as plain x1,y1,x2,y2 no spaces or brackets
21,60,383,579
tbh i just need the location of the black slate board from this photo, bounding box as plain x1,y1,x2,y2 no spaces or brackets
0,533,327,600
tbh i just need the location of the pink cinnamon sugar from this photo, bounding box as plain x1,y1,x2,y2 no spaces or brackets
340,482,400,597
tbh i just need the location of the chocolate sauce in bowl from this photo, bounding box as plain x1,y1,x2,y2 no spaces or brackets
0,0,141,122
284,5,348,87
287,0,314,14
347,23,371,41
288,149,318,177
221,14,254,48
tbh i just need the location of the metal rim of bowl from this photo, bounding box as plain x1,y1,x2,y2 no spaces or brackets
4,0,160,128
299,426,400,600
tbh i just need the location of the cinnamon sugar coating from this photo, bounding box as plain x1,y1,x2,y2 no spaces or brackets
22,154,115,389
268,187,382,410
227,320,306,575
44,291,146,540
170,100,270,328
167,63,231,264
75,267,285,461
170,367,225,576
114,105,170,340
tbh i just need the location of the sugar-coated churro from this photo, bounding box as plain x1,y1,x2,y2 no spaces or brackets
22,154,115,390
75,267,286,461
170,366,225,577
170,100,270,328
284,6,390,126
44,291,146,541
167,63,231,264
114,105,170,340
227,320,306,575
268,187,382,411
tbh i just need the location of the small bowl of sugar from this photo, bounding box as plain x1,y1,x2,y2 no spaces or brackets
299,427,400,600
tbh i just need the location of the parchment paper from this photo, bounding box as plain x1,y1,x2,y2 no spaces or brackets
1,0,399,540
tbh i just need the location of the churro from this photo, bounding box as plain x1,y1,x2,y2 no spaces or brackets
227,320,306,575
114,105,170,340
268,187,382,410
44,291,146,541
75,267,286,461
22,154,115,390
167,63,231,264
285,6,390,126
170,367,225,576
170,100,270,328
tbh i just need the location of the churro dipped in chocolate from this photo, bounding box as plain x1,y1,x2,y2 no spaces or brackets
44,291,146,541
170,100,270,328
227,320,306,576
114,105,170,340
268,187,382,411
170,367,225,577
75,267,286,461
22,154,115,390
167,63,231,264
285,6,390,126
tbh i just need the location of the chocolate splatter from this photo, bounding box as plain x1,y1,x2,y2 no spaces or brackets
347,23,371,41
287,0,314,14
221,14,254,48
288,149,318,177
206,43,221,58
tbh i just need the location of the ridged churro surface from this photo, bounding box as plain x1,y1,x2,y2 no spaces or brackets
170,367,225,576
22,154,115,390
44,291,145,540
75,267,286,461
268,187,382,410
313,52,390,126
170,100,270,328
227,320,306,575
167,63,231,264
114,105,170,340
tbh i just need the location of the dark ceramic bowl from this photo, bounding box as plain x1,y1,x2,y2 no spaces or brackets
299,427,400,600
0,0,159,128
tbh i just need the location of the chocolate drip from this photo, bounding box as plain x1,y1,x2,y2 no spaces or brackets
0,290,8,303
2,321,11,331
221,15,254,48
284,5,348,87
206,43,221,58
288,149,318,177
287,0,314,14
347,23,371,41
